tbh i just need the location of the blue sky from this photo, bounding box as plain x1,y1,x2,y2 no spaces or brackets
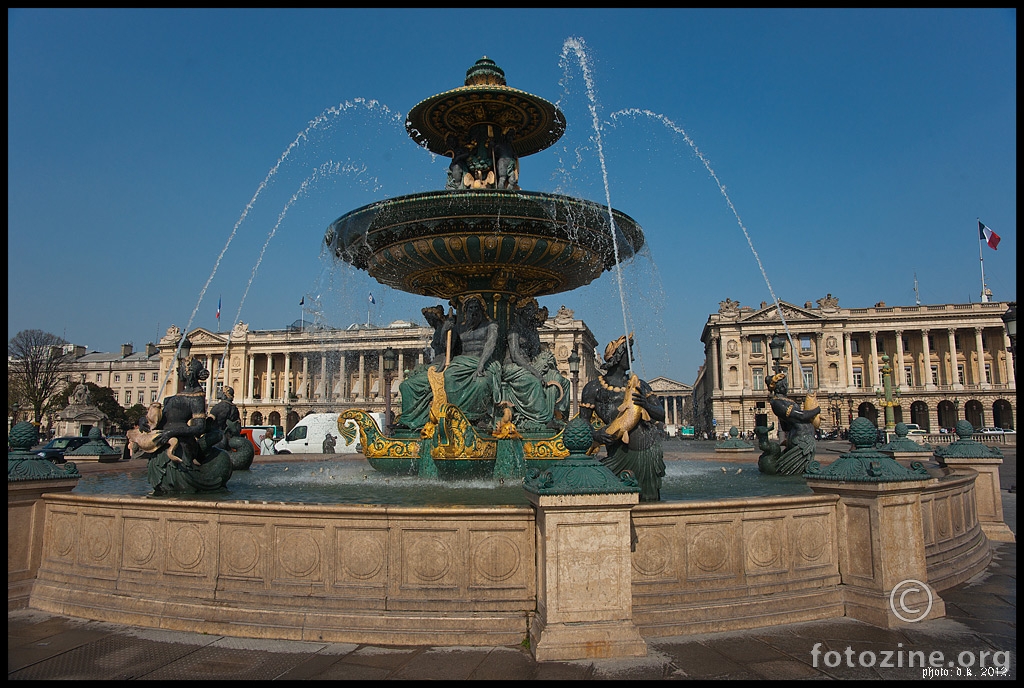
8,8,1016,385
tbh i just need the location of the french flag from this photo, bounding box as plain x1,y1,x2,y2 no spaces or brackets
979,221,1000,250
216,296,221,320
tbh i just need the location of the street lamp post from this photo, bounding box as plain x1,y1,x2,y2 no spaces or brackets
383,347,397,433
567,348,581,419
827,392,844,431
875,354,900,436
769,333,786,374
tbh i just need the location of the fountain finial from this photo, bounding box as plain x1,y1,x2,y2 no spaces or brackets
465,57,506,86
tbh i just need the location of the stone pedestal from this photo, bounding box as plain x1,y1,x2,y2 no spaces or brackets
807,478,945,627
526,491,646,661
940,456,1014,542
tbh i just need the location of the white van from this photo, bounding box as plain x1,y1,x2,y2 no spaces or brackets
273,412,384,454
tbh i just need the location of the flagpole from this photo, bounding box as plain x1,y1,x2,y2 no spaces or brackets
977,218,989,303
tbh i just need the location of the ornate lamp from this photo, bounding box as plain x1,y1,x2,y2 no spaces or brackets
383,347,398,431
567,348,581,418
769,333,786,373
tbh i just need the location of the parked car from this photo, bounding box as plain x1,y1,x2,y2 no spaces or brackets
35,435,91,463
978,427,1015,435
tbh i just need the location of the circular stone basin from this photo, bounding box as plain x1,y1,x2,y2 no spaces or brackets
325,189,645,299
73,459,810,506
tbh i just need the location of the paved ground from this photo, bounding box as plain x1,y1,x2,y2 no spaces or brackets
9,442,1016,680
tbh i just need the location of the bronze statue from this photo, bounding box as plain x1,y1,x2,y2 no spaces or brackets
209,386,253,470
139,357,233,494
498,298,569,431
397,296,499,431
760,372,819,475
579,334,666,501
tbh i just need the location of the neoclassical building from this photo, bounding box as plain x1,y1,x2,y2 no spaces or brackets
694,296,1015,437
154,305,601,432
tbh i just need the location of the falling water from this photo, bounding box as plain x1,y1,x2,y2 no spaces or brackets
157,99,404,399
608,108,799,354
560,37,635,365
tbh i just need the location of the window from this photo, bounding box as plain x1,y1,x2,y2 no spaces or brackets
902,336,910,352
954,334,962,349
95,373,102,383
114,374,120,383
151,390,157,403
753,368,765,391
931,365,939,384
904,367,914,387
984,363,992,382
852,367,863,387
800,335,811,352
850,339,860,354
877,338,886,353
127,373,133,382
802,366,814,389
139,373,145,382
751,337,763,354
957,364,965,385
125,390,132,405
928,335,935,350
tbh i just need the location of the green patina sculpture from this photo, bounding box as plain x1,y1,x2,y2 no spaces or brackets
8,421,80,482
209,386,254,470
716,426,753,450
804,417,931,482
578,334,666,501
760,372,819,475
878,422,932,455
523,417,639,496
127,356,233,495
933,420,1003,463
65,426,120,459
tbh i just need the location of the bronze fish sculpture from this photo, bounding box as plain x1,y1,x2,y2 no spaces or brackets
603,374,650,445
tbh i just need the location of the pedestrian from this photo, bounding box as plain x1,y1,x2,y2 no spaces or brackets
259,429,277,455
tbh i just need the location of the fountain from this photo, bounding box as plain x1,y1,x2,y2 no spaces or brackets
17,55,1002,661
325,56,647,482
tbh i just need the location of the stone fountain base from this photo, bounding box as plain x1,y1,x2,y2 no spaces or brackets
19,462,998,659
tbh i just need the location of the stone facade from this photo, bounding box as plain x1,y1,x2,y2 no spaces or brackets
694,298,1015,437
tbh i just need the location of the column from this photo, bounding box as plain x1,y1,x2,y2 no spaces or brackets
1004,330,1016,386
921,329,935,390
284,352,292,399
316,353,327,399
975,327,988,387
663,397,670,424
264,353,273,401
709,336,720,392
895,330,906,388
844,332,854,390
358,353,366,401
815,331,824,390
948,328,961,389
247,354,255,403
377,350,385,399
869,330,879,388
298,355,309,399
205,354,214,401
740,335,749,392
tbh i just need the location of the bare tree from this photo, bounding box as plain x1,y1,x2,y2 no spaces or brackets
8,329,74,424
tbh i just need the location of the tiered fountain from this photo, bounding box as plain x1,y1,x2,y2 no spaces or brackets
327,57,644,478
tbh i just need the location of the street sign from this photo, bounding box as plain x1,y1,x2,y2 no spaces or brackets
712,419,717,426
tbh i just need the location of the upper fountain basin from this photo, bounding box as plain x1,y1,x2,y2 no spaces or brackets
325,189,645,301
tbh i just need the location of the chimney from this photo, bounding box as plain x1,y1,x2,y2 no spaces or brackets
146,342,158,357
121,343,133,357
